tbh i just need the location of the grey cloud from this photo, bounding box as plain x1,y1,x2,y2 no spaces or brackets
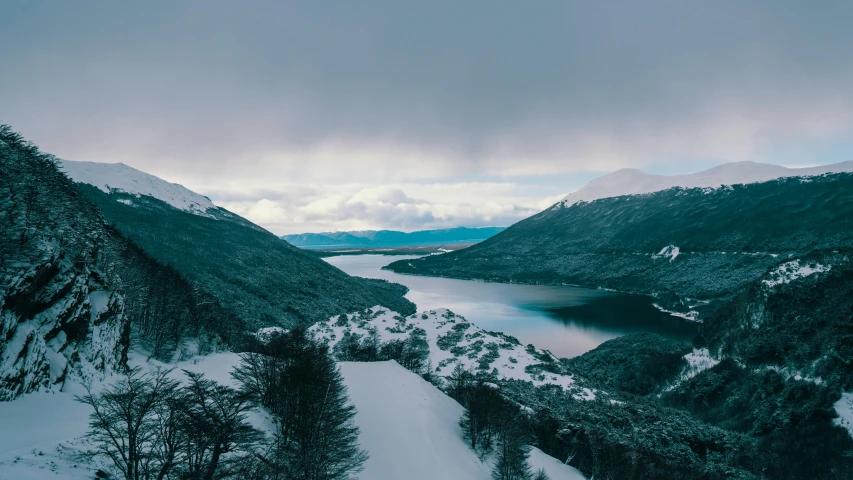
2,1,852,168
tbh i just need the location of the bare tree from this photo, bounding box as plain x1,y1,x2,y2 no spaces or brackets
178,371,261,480
76,367,180,480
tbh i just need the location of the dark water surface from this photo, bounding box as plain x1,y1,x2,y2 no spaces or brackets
325,255,699,358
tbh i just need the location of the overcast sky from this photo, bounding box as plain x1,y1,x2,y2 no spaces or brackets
3,1,853,233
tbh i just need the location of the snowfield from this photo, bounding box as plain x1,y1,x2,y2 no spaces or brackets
341,361,585,480
58,159,216,217
557,160,853,208
0,352,586,479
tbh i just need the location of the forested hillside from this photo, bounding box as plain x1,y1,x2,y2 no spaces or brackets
387,174,853,319
65,166,415,329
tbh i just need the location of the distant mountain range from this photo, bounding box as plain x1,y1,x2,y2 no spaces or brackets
282,226,506,249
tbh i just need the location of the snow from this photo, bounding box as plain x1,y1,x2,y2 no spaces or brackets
653,245,680,262
58,159,216,217
0,353,586,480
762,259,832,288
651,304,699,322
834,392,853,440
557,160,853,207
0,351,266,480
339,361,585,480
665,348,719,392
309,307,581,391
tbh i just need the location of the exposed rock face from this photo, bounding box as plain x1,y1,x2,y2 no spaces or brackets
1,249,128,399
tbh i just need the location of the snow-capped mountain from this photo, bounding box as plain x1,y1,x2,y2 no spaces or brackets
559,160,853,207
58,159,217,217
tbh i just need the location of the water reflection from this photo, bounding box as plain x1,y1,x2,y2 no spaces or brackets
325,254,698,358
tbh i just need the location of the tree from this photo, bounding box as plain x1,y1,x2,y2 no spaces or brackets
234,327,368,479
76,367,180,480
491,434,532,480
177,371,261,480
532,468,549,480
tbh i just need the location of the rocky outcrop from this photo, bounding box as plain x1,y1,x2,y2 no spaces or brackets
1,248,128,399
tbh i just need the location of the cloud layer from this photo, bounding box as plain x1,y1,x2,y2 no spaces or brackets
2,1,852,232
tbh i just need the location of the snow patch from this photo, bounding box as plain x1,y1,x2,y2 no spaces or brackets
58,159,216,217
652,245,680,262
834,393,853,440
762,259,832,288
652,304,700,322
665,348,719,392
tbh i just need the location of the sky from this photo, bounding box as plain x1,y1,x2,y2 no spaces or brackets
2,1,853,234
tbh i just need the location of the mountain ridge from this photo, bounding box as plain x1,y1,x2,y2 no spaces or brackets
559,160,853,207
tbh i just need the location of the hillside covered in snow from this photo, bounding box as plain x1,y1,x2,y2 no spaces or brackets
58,159,217,217
0,351,585,480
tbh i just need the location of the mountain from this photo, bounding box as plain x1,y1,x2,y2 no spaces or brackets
559,160,853,207
1,126,245,399
282,226,506,248
57,159,415,330
386,172,853,319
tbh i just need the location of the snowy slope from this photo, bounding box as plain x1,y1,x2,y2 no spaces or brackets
559,160,853,207
58,159,216,217
0,352,265,480
339,361,585,480
308,307,589,393
0,353,585,480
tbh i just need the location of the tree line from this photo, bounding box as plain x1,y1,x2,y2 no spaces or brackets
446,363,550,480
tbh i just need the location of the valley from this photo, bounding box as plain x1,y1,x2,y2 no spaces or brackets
326,254,698,358
2,126,852,479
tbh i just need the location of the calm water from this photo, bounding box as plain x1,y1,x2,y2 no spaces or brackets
325,255,698,358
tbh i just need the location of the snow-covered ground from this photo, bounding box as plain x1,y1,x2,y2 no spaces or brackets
58,159,216,217
0,352,258,480
0,352,586,479
833,392,853,440
340,361,585,480
762,259,832,288
308,307,585,392
557,160,853,207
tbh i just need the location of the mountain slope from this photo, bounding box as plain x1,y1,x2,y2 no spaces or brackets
60,162,415,329
283,226,506,248
59,159,217,217
0,126,246,399
559,160,853,207
339,361,585,480
387,173,853,319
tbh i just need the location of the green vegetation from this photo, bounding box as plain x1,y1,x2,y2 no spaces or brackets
564,333,690,396
76,184,415,330
386,175,853,318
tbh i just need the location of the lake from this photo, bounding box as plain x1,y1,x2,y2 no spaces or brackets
325,254,699,358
